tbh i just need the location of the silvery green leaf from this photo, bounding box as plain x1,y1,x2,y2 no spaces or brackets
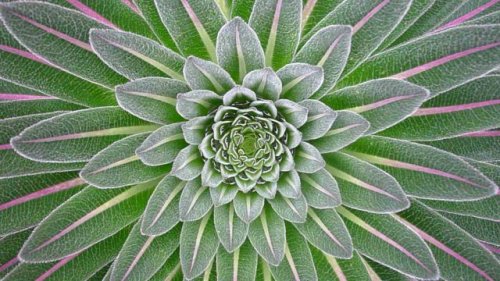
116,77,188,125
110,221,180,281
295,25,352,98
440,211,499,246
324,79,429,134
242,68,282,101
0,172,84,236
90,28,185,80
180,212,219,280
268,193,307,223
209,182,239,207
310,247,376,281
0,229,30,278
294,142,325,173
182,117,213,145
309,110,370,153
279,147,295,172
179,177,213,221
299,99,337,140
80,133,170,189
255,181,278,200
176,90,222,120
184,56,235,94
155,0,226,61
0,113,83,179
141,176,185,236
325,152,409,213
11,107,156,163
233,192,265,224
346,136,498,200
147,249,182,281
136,123,187,166
270,224,317,281
300,0,344,35
171,145,204,181
216,17,265,82
277,169,301,198
202,160,224,188
249,0,302,69
341,25,500,95
0,1,127,88
302,0,412,75
214,202,248,252
248,206,285,266
277,63,324,102
222,86,257,105
294,207,352,258
19,181,155,262
215,240,257,281
275,99,308,128
300,169,341,209
285,122,303,150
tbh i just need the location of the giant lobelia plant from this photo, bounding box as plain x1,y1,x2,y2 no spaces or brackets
0,0,499,280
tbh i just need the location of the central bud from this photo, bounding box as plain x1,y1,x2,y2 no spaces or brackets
199,87,295,193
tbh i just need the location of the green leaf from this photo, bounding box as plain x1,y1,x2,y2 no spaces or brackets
183,117,213,145
324,152,409,213
148,249,183,281
299,169,341,209
176,90,222,120
299,99,337,140
242,68,282,101
255,182,278,199
275,99,308,128
116,77,188,125
179,177,213,221
0,24,115,107
340,25,500,95
309,110,369,153
141,175,185,236
294,142,325,173
216,240,258,281
180,212,219,280
214,202,248,252
276,170,301,198
0,1,127,88
294,208,352,258
440,211,500,246
345,136,498,200
184,57,235,94
201,159,223,188
324,79,428,134
300,0,344,35
0,172,84,235
171,145,205,181
20,181,155,262
131,0,180,51
435,0,500,32
90,29,185,80
376,0,436,51
249,0,302,69
268,193,307,223
0,229,31,278
47,0,156,40
216,17,265,82
155,0,226,61
381,76,500,140
233,191,265,223
4,227,130,281
310,247,374,281
80,133,170,188
337,207,439,280
396,200,500,281
295,25,352,98
303,0,412,75
270,223,317,281
136,123,187,166
110,221,180,281
0,113,83,179
11,107,156,163
277,63,324,102
248,205,285,266
210,182,239,207
231,0,256,21
424,130,500,162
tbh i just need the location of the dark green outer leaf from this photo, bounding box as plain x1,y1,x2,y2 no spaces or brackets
216,240,258,281
0,229,31,278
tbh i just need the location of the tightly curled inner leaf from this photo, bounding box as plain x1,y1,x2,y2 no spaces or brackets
0,1,499,281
